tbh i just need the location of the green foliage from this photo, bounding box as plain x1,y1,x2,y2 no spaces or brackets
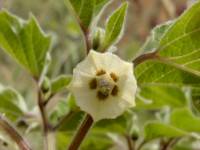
144,108,200,140
0,85,26,121
141,21,173,52
67,0,95,28
0,10,51,78
66,0,110,30
51,75,72,94
136,85,188,109
144,121,186,140
170,108,200,132
135,2,200,87
102,2,128,50
94,0,110,16
137,3,200,144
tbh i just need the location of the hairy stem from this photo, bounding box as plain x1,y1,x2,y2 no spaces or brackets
47,131,56,150
125,135,135,150
133,51,159,66
83,29,92,54
137,140,146,150
68,114,93,150
37,87,51,150
53,111,76,131
0,114,32,150
161,138,180,150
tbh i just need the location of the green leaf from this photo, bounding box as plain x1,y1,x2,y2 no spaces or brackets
191,87,200,111
135,60,200,86
102,2,128,49
0,10,51,78
144,108,200,140
0,85,26,121
94,114,127,134
141,21,173,52
144,121,187,140
66,0,110,29
66,0,95,29
170,108,200,133
135,2,200,87
58,111,85,131
136,85,188,109
51,75,72,94
50,94,78,126
56,131,112,150
94,0,110,15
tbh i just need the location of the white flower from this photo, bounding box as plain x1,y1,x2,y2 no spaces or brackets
70,50,137,122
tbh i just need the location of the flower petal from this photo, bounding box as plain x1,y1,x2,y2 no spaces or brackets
118,74,137,106
89,50,133,76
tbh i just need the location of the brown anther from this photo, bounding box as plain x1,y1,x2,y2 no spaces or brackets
89,78,97,89
110,72,118,82
111,85,119,96
96,69,106,76
97,91,109,100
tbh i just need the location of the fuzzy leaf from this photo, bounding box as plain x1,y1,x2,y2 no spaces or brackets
51,75,72,94
0,11,51,78
141,21,173,52
144,121,187,140
0,85,26,121
95,0,110,15
103,2,128,49
66,0,95,29
66,0,110,29
135,2,200,87
170,108,200,133
136,85,188,109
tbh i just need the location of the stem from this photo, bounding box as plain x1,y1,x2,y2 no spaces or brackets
125,135,134,150
137,140,146,150
68,114,93,150
37,87,51,150
53,111,76,131
0,114,32,150
83,29,92,54
79,23,92,54
133,51,159,66
47,131,56,150
161,138,180,150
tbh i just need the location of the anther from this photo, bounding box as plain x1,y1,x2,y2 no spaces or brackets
96,69,106,76
97,91,109,100
110,72,118,82
111,85,119,96
89,78,97,89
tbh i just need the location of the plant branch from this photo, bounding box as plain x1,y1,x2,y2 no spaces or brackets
83,28,92,54
53,111,76,131
79,23,92,54
0,114,32,150
37,86,51,150
133,51,159,66
125,135,135,150
161,138,180,150
68,114,93,150
137,140,146,150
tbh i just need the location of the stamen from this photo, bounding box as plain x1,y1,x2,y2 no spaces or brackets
111,85,119,96
89,78,97,89
96,69,106,76
110,72,118,82
97,91,109,100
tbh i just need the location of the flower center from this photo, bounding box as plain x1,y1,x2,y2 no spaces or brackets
89,69,119,100
97,78,114,99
